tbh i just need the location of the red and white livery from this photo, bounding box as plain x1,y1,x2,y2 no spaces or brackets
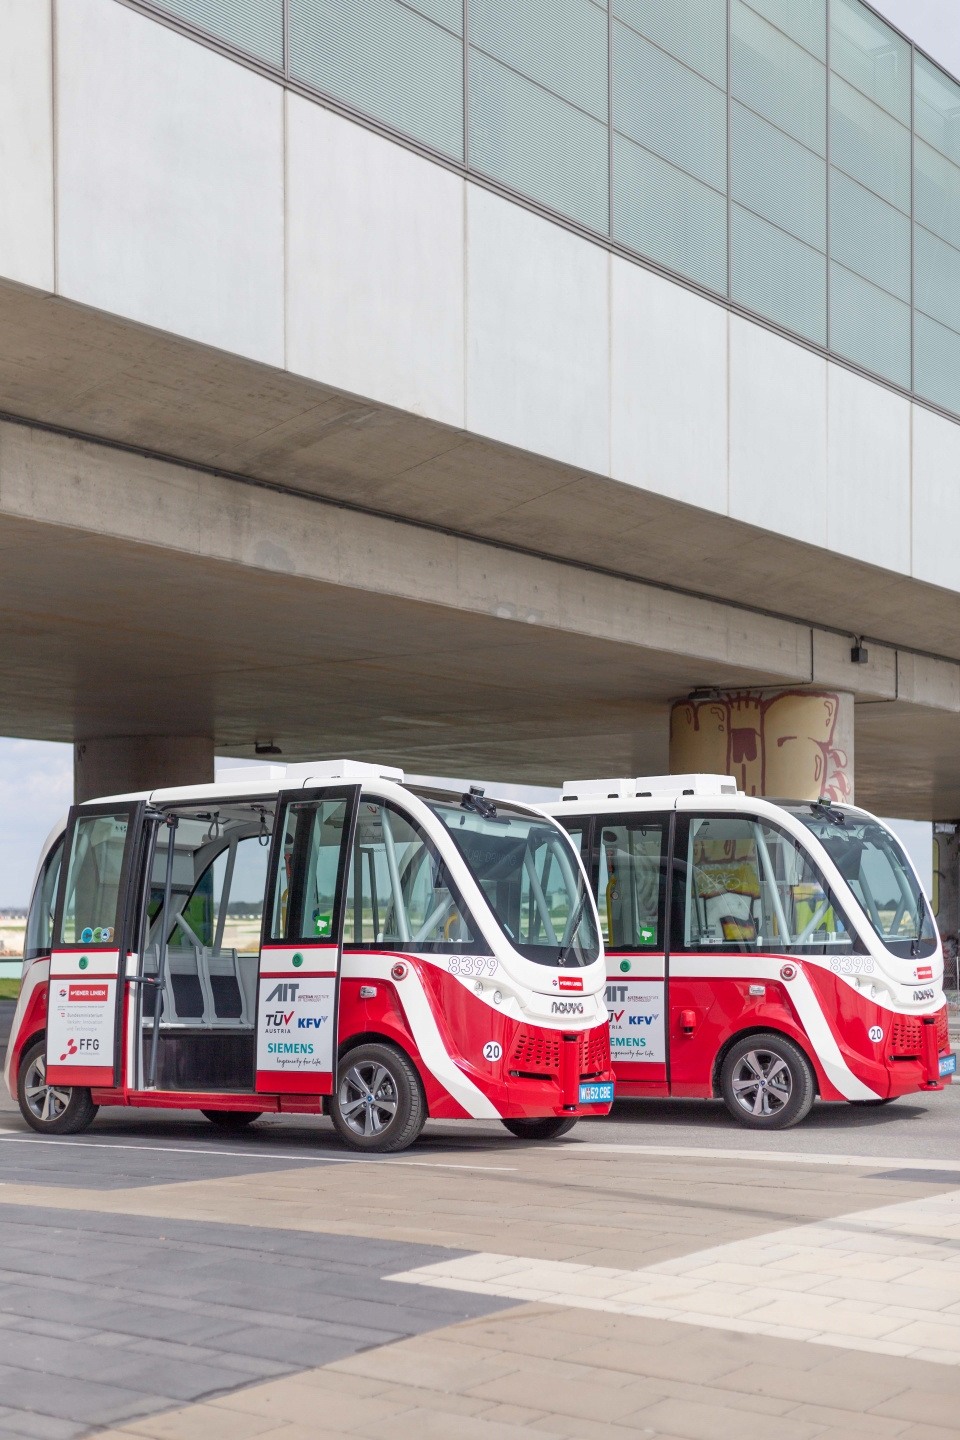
543,774,953,1128
5,761,612,1151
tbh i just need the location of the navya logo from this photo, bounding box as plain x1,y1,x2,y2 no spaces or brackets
265,983,300,1002
551,1000,584,1015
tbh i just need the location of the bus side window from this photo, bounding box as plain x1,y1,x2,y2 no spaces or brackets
25,836,64,959
596,817,668,949
343,799,478,951
673,814,854,954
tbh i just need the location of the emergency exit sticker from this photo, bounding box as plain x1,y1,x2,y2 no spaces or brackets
47,978,116,1068
605,981,665,1063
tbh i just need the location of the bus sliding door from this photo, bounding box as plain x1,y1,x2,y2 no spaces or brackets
46,802,145,1087
592,813,670,1094
256,786,360,1095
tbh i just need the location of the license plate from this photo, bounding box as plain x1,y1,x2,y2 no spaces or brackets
579,1081,614,1105
940,1054,957,1077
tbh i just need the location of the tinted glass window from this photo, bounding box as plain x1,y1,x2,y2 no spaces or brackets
597,817,667,950
788,804,937,958
344,799,478,952
59,812,130,945
25,836,63,959
429,794,599,966
271,796,351,943
673,814,856,954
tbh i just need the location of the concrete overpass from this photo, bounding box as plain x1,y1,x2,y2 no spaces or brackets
3,0,960,817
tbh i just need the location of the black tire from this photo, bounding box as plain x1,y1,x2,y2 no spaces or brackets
17,1039,99,1136
201,1110,263,1128
330,1042,425,1153
501,1117,578,1141
720,1032,816,1130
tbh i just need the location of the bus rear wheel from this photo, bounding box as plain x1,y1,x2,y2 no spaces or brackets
17,1040,99,1135
330,1043,425,1153
201,1110,263,1128
720,1032,815,1129
501,1117,578,1140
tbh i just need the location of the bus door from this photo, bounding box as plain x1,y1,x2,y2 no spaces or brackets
585,812,670,1093
256,786,360,1095
46,801,146,1088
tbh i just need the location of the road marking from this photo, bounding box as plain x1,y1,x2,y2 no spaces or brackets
388,1189,960,1365
0,1134,515,1171
560,1142,960,1172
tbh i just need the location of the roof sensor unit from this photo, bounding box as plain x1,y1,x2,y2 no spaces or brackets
560,773,740,801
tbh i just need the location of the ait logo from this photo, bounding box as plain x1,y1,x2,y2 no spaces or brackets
60,1038,78,1060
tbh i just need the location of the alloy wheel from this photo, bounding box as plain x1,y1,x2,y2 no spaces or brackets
730,1048,792,1118
338,1060,399,1137
23,1052,72,1124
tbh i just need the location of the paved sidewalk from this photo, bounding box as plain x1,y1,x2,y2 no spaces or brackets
2,1124,960,1438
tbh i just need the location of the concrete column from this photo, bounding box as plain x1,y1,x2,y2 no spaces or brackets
669,689,854,802
74,736,214,803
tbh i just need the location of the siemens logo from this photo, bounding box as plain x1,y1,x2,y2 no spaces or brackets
267,1042,315,1054
551,1001,584,1015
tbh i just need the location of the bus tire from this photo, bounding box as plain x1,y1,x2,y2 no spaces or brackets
720,1032,815,1129
201,1110,263,1127
17,1039,99,1135
330,1042,425,1153
501,1117,578,1140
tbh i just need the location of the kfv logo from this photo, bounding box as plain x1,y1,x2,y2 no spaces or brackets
265,983,300,1002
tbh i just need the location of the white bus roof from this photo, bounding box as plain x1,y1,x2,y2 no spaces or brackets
559,774,741,801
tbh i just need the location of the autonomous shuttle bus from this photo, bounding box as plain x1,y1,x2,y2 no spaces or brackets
6,762,612,1151
544,774,954,1129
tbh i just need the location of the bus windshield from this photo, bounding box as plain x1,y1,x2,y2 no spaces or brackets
422,791,600,967
787,804,937,959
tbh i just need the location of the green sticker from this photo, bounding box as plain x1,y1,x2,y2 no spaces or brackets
619,959,631,973
292,953,304,968
79,956,89,970
314,913,332,937
639,925,655,944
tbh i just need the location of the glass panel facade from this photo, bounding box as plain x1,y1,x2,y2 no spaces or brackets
915,312,960,414
830,0,909,125
155,0,284,65
469,48,608,232
830,74,910,213
613,132,727,292
830,168,910,300
613,22,726,192
732,203,826,342
915,225,960,336
470,0,606,121
731,1,826,155
731,101,825,251
136,0,960,424
830,261,911,385
290,0,463,159
613,0,726,86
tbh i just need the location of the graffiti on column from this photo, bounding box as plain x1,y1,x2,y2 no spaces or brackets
670,690,852,802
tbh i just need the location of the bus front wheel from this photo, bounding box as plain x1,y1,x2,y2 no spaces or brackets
720,1032,816,1129
501,1117,578,1140
17,1039,99,1135
330,1042,425,1153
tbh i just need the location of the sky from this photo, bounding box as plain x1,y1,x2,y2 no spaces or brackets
0,736,934,910
873,0,960,77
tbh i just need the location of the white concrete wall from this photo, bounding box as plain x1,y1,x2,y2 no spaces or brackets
2,0,957,592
